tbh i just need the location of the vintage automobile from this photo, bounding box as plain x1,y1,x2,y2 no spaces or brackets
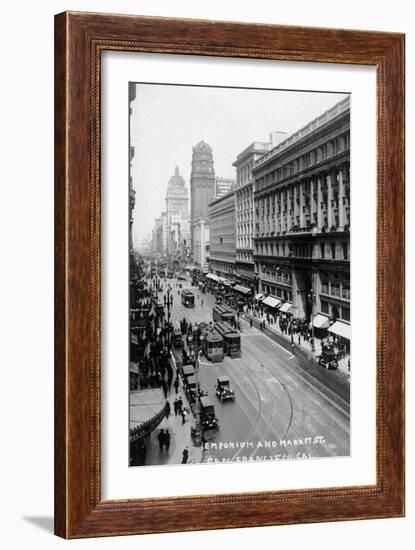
173,329,184,348
318,349,339,370
180,364,195,382
185,375,198,403
199,396,219,431
215,376,235,402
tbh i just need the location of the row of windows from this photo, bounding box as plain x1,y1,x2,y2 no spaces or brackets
320,276,350,300
261,283,292,302
237,250,253,262
320,301,350,322
254,241,349,261
237,161,254,187
255,133,349,192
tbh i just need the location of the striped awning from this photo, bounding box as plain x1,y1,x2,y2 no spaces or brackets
233,284,251,295
279,301,294,313
262,296,281,309
312,314,330,329
129,389,166,440
328,321,351,339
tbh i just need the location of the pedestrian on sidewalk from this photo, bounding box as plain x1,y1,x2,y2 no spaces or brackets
173,398,178,416
177,396,183,414
174,376,179,394
157,429,165,452
161,379,168,398
182,447,189,464
250,318,253,328
164,430,171,452
181,407,188,425
298,334,301,345
165,400,171,418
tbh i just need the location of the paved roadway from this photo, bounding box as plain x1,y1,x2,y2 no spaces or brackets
159,277,350,464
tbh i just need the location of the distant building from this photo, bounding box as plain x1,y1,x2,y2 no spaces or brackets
165,166,190,256
190,141,215,266
214,177,235,199
152,217,163,254
252,97,350,332
209,191,236,279
137,237,152,255
129,144,136,256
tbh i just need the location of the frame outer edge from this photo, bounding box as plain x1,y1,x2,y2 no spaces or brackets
54,11,406,538
54,11,69,539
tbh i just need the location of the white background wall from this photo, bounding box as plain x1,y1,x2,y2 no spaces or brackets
0,0,413,548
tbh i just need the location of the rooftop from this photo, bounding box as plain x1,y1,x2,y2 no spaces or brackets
253,96,350,170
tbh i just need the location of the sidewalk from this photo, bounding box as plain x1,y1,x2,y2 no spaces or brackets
239,310,350,378
144,367,203,466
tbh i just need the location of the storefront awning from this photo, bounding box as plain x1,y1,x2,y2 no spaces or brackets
328,321,351,339
262,296,281,309
130,388,166,429
129,361,139,374
279,302,294,313
312,313,330,329
233,284,251,295
255,293,265,301
206,273,219,282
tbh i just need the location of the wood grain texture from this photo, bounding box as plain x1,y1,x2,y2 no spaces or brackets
54,11,405,539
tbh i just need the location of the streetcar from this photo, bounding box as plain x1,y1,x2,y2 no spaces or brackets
214,321,241,358
181,290,195,308
201,329,224,363
212,304,235,325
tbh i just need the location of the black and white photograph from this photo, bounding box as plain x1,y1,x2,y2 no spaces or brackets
128,82,351,467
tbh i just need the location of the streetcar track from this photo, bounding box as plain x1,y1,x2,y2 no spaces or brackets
229,361,264,461
244,360,294,460
241,330,350,418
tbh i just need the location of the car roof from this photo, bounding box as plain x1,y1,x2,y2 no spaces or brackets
217,376,230,383
200,396,214,407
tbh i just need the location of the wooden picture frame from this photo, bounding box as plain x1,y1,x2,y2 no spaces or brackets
54,11,405,538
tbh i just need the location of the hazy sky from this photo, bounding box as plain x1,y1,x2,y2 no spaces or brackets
130,83,347,244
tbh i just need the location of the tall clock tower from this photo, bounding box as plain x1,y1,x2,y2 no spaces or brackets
190,141,215,265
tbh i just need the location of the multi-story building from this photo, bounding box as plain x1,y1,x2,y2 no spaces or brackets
165,166,190,256
232,139,278,288
152,217,163,255
190,141,215,266
214,177,235,199
209,191,236,279
252,97,350,330
129,145,136,256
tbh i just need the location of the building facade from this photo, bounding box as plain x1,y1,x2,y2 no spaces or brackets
252,97,350,326
209,191,236,279
214,177,235,199
233,140,273,288
152,216,163,255
165,166,190,257
190,141,215,266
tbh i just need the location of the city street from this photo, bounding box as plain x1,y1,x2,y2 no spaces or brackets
160,277,350,463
